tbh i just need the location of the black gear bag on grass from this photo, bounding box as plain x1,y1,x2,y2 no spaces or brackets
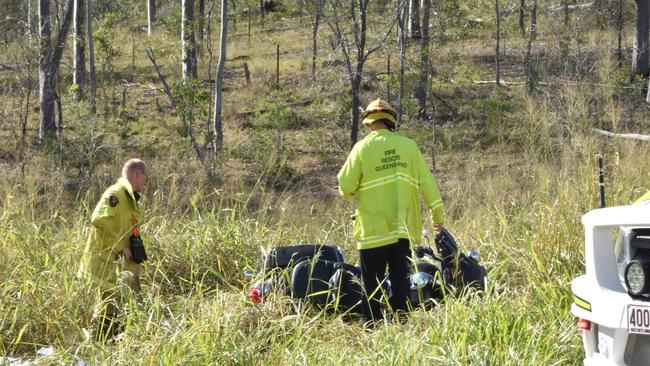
434,228,486,291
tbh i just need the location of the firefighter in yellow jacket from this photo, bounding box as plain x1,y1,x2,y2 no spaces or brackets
78,159,148,340
337,99,445,324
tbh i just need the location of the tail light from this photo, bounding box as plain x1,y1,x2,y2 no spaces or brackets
577,318,591,333
249,286,263,303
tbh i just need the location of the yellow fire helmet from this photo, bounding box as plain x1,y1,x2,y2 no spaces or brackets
361,98,397,126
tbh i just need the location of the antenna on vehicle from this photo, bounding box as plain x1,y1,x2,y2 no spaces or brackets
598,154,605,208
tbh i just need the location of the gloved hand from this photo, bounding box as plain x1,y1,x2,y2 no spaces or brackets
414,246,435,259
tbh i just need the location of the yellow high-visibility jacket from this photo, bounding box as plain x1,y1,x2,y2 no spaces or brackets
337,129,444,250
78,177,144,290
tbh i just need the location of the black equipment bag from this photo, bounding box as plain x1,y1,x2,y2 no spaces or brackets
456,254,487,291
259,244,344,272
329,265,364,312
435,228,487,292
291,259,363,312
408,261,442,306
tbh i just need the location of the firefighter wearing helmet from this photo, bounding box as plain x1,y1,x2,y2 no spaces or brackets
337,98,445,325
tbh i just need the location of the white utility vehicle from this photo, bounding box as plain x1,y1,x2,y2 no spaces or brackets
572,202,650,365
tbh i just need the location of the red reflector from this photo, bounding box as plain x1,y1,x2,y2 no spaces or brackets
249,287,263,303
577,318,591,331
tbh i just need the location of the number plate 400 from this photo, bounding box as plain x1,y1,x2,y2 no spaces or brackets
628,305,650,334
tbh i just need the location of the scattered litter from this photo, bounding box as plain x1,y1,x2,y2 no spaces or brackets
36,347,54,357
0,356,32,365
2,347,89,366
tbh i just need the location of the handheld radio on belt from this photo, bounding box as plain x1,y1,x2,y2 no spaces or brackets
130,217,148,264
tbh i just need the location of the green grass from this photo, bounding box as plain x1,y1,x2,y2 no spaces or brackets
4,136,649,364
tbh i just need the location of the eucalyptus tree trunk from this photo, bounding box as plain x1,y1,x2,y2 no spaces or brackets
213,0,228,154
525,0,537,93
519,0,525,36
27,0,36,46
617,0,623,62
38,0,74,142
350,0,372,145
147,0,155,37
531,0,537,37
73,0,86,98
495,0,501,86
38,0,54,140
198,0,205,42
398,0,408,124
409,0,420,39
87,0,97,114
182,0,198,80
311,0,323,79
633,0,650,77
416,0,431,119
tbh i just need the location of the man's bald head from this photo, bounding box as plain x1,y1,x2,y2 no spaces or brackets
122,159,148,192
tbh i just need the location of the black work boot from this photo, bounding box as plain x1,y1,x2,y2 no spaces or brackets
95,316,121,343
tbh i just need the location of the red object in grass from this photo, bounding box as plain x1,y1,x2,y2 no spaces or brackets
249,287,263,303
577,318,591,333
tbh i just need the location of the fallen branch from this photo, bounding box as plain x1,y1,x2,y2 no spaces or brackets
499,4,518,17
473,79,645,90
230,15,348,38
145,48,176,109
231,24,302,37
549,2,593,15
0,63,21,72
121,81,161,92
0,17,20,25
474,80,524,85
237,92,341,117
430,92,458,116
593,128,650,142
238,98,315,116
145,47,204,160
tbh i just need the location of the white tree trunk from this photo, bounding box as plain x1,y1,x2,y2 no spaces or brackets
398,1,408,123
147,0,156,37
633,0,650,77
38,0,55,140
87,0,96,114
27,0,35,46
213,0,228,153
525,0,537,92
182,0,198,80
617,0,623,62
73,0,86,96
311,0,322,79
519,0,525,36
495,0,501,86
416,0,431,118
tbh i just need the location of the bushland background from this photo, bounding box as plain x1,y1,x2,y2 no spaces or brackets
2,0,650,364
